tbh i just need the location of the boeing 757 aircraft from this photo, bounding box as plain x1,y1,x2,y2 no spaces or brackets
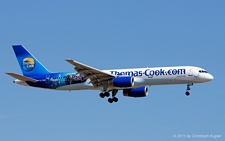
6,45,214,103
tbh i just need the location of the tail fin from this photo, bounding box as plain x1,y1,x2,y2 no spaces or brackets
12,45,50,76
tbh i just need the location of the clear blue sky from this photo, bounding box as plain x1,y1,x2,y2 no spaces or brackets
1,1,224,141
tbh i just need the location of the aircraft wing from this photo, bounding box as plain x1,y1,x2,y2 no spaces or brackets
6,72,38,83
66,59,115,87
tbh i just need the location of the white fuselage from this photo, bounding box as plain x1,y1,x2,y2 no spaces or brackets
56,66,213,91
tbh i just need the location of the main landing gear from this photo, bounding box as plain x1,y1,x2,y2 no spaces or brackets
99,90,118,103
99,92,110,98
185,83,193,96
108,97,118,103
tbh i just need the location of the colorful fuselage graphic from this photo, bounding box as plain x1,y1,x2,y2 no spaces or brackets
27,72,86,89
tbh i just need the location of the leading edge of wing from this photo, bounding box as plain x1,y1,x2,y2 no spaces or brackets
66,59,115,79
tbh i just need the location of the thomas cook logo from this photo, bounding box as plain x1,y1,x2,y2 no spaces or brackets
22,57,35,71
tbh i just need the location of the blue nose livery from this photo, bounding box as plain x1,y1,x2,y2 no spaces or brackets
6,45,214,103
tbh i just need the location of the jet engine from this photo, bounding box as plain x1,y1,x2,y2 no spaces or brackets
123,86,148,97
109,76,134,87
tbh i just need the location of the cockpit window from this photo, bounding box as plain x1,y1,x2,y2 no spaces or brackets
199,70,208,73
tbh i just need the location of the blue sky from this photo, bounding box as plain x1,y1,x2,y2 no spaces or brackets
1,1,224,141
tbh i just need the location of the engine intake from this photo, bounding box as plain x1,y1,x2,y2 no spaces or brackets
123,86,148,97
109,76,134,87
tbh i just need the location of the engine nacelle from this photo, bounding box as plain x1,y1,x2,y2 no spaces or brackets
123,86,148,97
109,76,134,87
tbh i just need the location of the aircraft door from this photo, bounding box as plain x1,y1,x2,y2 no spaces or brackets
188,69,193,76
193,68,200,79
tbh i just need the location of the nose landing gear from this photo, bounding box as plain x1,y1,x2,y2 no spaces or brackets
185,83,193,96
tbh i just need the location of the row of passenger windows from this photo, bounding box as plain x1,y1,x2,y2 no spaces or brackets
199,70,208,73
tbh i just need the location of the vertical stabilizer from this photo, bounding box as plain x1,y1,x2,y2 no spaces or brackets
12,45,50,76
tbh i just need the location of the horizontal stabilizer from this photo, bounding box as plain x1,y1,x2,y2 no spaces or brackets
5,72,38,83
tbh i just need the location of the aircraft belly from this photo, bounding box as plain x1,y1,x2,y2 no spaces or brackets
56,82,99,90
140,76,202,86
49,75,203,90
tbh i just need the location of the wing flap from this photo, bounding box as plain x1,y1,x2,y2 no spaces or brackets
6,72,38,83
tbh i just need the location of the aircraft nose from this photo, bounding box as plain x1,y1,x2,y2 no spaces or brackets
207,74,214,81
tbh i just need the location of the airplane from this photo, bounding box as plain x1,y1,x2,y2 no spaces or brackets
6,45,214,103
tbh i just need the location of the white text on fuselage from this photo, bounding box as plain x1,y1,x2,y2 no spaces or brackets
110,69,186,77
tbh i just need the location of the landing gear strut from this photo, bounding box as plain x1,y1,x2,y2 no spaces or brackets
185,83,193,96
108,90,118,103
